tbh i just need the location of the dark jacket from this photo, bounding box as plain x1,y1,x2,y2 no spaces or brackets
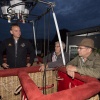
43,52,69,68
67,52,100,79
0,37,35,68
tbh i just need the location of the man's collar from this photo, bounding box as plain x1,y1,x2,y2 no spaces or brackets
87,52,94,61
80,52,94,61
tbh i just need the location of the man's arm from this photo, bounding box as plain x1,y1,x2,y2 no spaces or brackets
39,53,52,71
67,56,79,66
0,41,9,68
77,56,100,79
43,53,52,64
66,56,80,79
66,54,100,79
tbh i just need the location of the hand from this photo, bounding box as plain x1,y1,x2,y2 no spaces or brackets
26,63,31,67
67,70,75,79
39,64,48,71
2,63,9,69
66,65,77,79
39,64,45,71
66,65,77,72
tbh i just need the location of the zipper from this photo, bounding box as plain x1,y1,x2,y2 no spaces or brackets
15,40,18,67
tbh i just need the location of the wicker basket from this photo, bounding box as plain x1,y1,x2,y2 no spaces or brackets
0,69,57,100
0,76,21,100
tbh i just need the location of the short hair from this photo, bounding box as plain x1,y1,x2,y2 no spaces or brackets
10,23,20,30
55,41,66,49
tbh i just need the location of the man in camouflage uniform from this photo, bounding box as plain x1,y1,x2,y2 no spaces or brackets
66,38,100,100
66,38,100,79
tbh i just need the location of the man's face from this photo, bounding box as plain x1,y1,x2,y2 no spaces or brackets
78,46,91,57
55,43,61,54
10,26,21,39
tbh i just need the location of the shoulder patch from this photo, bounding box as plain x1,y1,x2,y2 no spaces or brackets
21,43,25,47
8,43,12,46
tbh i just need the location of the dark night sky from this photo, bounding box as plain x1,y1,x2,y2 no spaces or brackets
0,0,100,41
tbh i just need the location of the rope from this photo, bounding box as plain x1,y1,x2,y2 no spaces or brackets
43,14,47,94
47,11,50,54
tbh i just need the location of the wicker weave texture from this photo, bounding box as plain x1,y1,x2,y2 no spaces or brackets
0,76,21,100
0,70,57,100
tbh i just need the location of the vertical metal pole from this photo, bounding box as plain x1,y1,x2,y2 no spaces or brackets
52,10,66,65
66,32,68,53
32,21,37,56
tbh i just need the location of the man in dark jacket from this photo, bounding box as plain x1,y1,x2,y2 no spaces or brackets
39,41,69,71
0,23,35,68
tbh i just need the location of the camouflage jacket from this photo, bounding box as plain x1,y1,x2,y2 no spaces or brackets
67,52,100,79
